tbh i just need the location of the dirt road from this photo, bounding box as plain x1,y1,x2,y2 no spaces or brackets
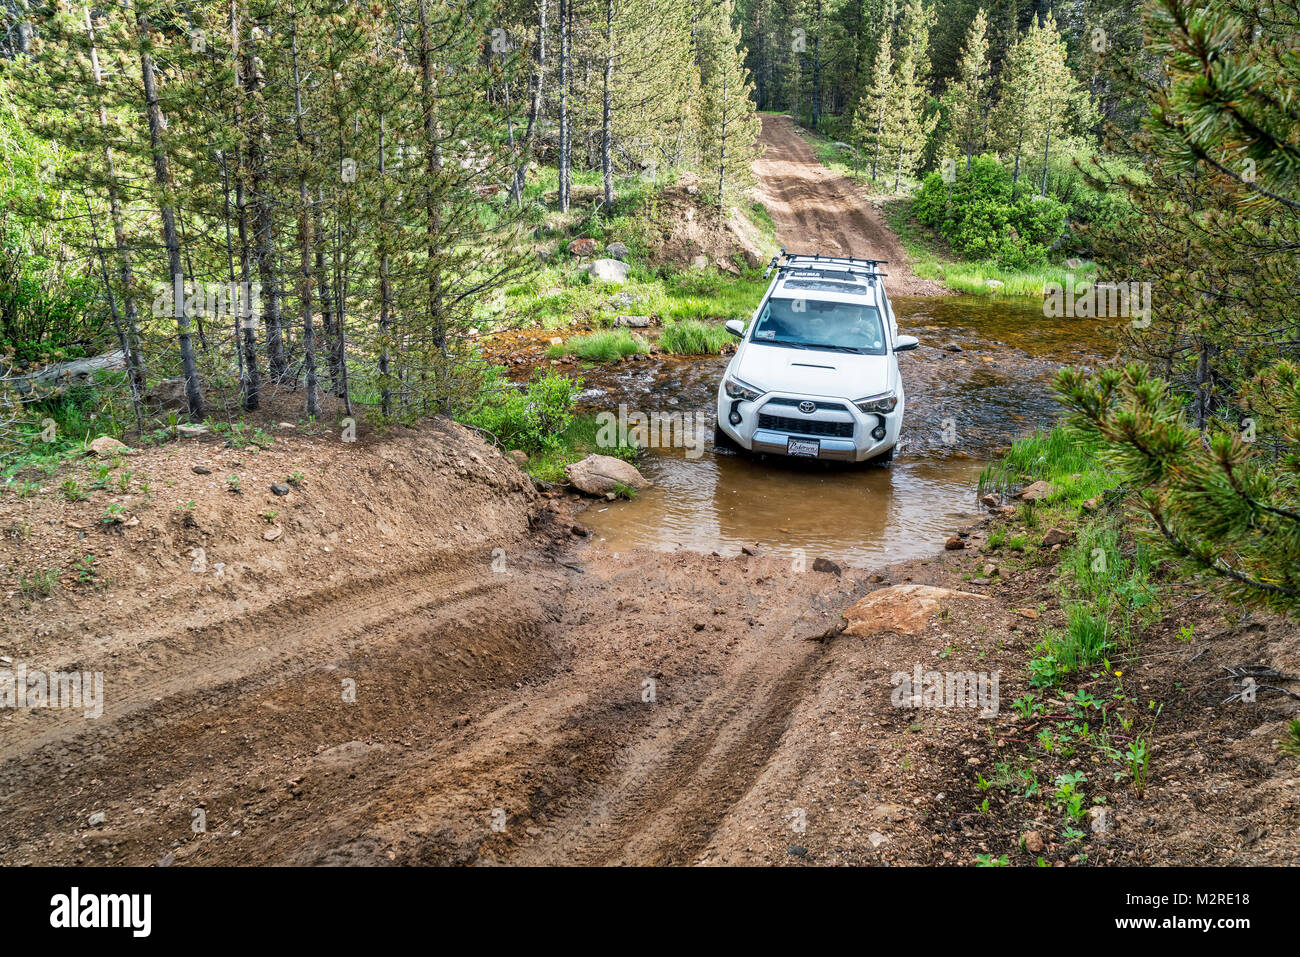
755,114,948,296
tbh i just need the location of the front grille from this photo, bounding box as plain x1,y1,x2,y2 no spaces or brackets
757,414,854,438
762,398,850,412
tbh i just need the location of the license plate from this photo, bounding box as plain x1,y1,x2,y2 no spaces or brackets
787,437,820,458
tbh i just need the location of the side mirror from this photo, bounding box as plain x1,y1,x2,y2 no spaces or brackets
894,334,919,352
724,319,746,339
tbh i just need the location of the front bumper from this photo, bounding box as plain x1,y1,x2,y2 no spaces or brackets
716,387,901,462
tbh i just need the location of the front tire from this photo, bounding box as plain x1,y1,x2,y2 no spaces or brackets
868,444,895,464
714,424,741,454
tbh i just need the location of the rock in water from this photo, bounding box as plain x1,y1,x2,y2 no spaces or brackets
565,454,651,496
841,583,992,638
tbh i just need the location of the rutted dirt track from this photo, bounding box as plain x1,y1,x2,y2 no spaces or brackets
755,114,948,296
0,421,852,863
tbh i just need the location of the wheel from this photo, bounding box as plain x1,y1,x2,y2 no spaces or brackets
714,424,741,454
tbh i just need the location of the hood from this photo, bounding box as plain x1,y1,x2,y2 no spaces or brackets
733,341,895,402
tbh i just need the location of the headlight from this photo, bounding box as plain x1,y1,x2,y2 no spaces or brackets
724,376,764,402
854,392,897,414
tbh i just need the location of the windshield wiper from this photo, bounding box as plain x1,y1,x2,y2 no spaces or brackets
785,342,865,354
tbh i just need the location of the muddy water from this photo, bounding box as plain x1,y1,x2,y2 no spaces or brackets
579,296,1114,568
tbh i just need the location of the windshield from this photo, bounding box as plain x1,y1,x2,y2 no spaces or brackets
749,297,887,354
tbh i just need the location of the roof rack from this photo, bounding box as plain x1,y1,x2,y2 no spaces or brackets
763,247,889,280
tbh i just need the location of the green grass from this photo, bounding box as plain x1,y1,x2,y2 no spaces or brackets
552,330,648,363
658,319,732,355
978,425,1110,509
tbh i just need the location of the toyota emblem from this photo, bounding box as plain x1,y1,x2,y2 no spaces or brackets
798,401,816,414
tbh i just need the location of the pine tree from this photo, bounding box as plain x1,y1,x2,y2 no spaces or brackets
697,0,762,210
937,6,989,170
886,0,937,191
850,24,894,181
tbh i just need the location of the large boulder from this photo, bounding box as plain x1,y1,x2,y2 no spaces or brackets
842,583,992,638
569,237,598,257
584,258,630,284
606,241,629,260
565,454,651,496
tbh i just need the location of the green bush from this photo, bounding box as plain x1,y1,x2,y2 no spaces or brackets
913,156,1068,268
461,367,581,455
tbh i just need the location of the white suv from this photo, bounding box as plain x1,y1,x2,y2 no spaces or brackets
715,252,918,463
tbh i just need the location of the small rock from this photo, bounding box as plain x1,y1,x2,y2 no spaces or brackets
1015,480,1056,501
606,241,629,259
691,254,709,270
89,436,129,457
570,523,590,538
270,483,291,496
614,314,652,328
944,535,965,550
507,449,529,467
741,544,762,556
943,342,963,353
1016,607,1040,621
787,845,807,857
1040,526,1072,547
1023,830,1044,853
263,527,283,541
970,577,990,586
812,557,842,576
177,423,209,437
868,832,889,848
1081,496,1101,512
88,812,106,827
193,465,212,475
979,493,1000,509
982,563,998,577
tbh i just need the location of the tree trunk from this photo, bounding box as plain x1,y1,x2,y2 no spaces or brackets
289,14,318,418
243,19,286,382
230,0,260,411
601,0,614,209
510,0,546,206
85,8,146,407
558,0,571,212
136,8,203,420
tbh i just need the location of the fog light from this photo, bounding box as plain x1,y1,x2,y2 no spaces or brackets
729,409,743,426
871,425,886,441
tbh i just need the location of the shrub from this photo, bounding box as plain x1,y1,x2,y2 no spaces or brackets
562,330,647,362
461,367,581,455
913,155,1068,268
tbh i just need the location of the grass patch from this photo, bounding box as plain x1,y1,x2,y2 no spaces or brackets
978,425,1110,510
553,330,648,363
658,319,732,355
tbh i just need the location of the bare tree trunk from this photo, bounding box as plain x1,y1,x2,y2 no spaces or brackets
558,0,571,212
289,13,318,418
85,8,146,407
243,19,286,382
601,0,614,209
416,0,447,408
510,0,546,206
231,0,259,411
136,6,203,420
377,105,393,417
